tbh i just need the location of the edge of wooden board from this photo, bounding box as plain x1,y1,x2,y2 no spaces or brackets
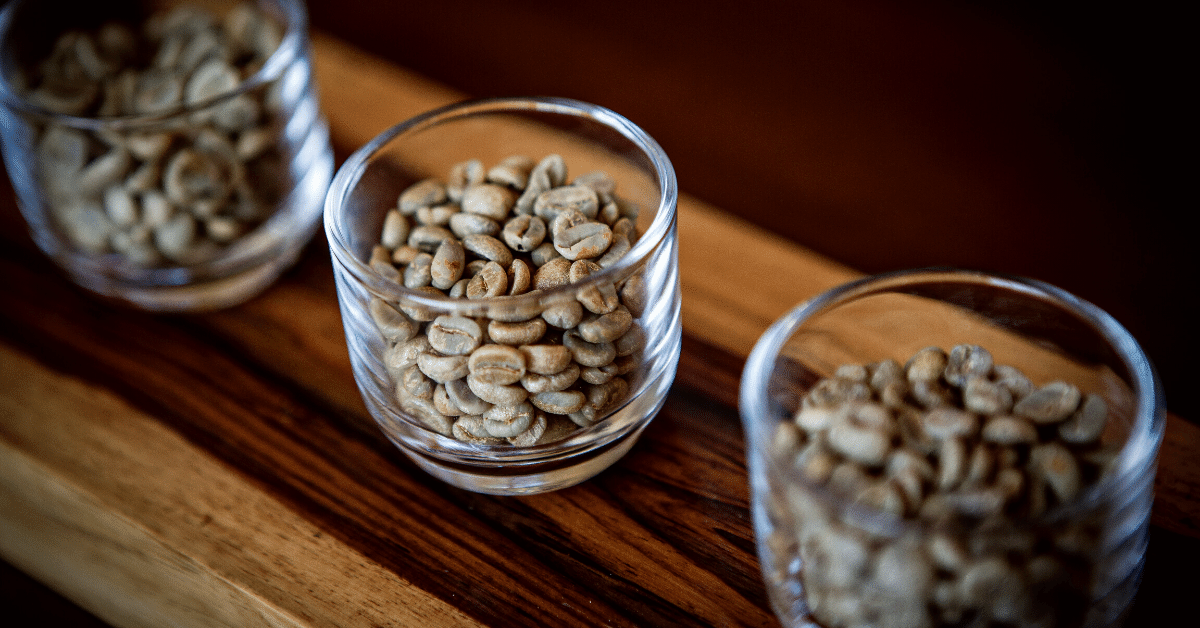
0,343,484,628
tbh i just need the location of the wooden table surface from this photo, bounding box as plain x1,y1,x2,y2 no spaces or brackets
2,8,1196,628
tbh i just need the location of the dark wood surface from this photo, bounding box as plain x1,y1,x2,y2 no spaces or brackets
1,172,1197,627
1,1,1195,626
1,176,1198,626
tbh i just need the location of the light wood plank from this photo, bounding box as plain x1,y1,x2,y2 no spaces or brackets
0,344,483,628
313,33,465,149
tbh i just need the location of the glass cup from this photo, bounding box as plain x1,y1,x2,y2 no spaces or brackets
0,0,333,311
325,97,681,495
739,268,1165,628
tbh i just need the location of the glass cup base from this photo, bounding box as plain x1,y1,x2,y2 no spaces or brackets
368,328,680,495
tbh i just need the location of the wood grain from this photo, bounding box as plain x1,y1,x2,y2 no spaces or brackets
0,30,1197,628
0,344,480,628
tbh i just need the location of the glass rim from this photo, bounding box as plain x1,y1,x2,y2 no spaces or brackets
322,95,680,310
739,266,1166,526
0,0,309,130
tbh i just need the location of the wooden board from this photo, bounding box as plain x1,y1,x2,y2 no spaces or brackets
1,33,1197,628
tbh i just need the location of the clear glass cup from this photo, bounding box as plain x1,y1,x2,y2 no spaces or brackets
739,268,1165,628
325,97,681,495
0,0,333,311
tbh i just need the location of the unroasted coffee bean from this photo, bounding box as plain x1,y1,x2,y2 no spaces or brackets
452,415,503,445
767,344,1116,628
482,402,535,438
486,298,543,324
466,261,508,298
542,299,584,329
530,241,561,267
1015,381,1082,424
619,273,648,317
534,185,599,221
577,307,633,343
488,318,546,345
525,154,567,202
507,412,549,447
417,352,470,384
385,336,431,381
571,260,620,314
502,214,546,252
796,405,838,432
553,219,612,261
936,436,968,491
911,378,953,409
398,394,453,436
430,239,465,290
579,363,621,385
486,155,534,189
381,209,409,248
367,154,653,446
399,286,446,322
449,211,500,239
507,258,532,295
1031,441,1081,502
573,170,617,202
614,325,646,357
427,316,483,355
462,233,513,267
563,329,616,368
585,377,627,413
520,344,574,376
445,377,492,416
408,225,455,253
1059,393,1107,445
399,179,447,214
963,376,1013,415
994,364,1035,399
982,414,1038,445
853,480,906,516
943,344,993,387
391,245,421,266
416,203,458,227
467,373,528,406
447,159,484,202
468,344,526,386
431,384,463,417
530,390,587,415
20,2,291,266
369,298,416,344
403,252,433,289
402,364,434,400
521,363,580,394
804,377,871,409
533,257,571,290
906,346,947,383
596,234,630,268
462,183,515,221
922,407,978,441
827,419,890,467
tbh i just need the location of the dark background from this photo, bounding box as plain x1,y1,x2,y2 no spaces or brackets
305,0,1191,417
2,0,1192,625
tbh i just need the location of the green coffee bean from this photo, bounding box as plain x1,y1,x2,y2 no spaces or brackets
368,154,649,446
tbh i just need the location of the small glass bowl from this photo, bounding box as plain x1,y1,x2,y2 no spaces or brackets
739,268,1164,628
325,97,681,495
0,0,333,311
